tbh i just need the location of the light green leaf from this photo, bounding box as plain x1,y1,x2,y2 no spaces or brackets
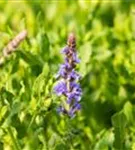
123,101,133,123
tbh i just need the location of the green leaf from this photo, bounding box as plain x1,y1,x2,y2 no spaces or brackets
111,111,127,150
16,50,43,67
39,32,50,61
0,142,3,150
123,101,133,124
32,72,45,97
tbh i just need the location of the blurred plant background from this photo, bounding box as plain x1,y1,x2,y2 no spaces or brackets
1,0,135,150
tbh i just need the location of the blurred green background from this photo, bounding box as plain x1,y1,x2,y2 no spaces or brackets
1,0,135,149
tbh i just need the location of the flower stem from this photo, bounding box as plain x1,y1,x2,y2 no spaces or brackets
7,127,21,150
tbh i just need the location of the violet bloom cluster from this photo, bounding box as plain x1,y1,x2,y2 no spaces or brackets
54,33,82,117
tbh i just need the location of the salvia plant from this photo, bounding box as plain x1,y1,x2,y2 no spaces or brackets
54,33,82,117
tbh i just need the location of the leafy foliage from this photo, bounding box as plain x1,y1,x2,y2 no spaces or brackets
0,0,135,149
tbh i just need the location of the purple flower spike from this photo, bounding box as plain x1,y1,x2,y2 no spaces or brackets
54,33,82,117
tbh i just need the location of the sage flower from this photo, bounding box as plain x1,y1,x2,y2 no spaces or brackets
54,33,82,117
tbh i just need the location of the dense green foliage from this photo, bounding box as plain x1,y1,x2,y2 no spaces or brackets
1,1,135,149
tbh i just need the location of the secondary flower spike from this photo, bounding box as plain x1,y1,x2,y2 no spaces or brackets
54,33,82,117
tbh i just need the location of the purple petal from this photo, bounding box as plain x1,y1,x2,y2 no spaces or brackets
61,46,69,54
57,106,67,114
57,63,72,78
54,81,67,96
68,103,81,117
73,53,80,63
67,70,81,80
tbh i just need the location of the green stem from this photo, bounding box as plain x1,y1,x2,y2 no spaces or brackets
44,132,49,150
8,127,21,150
27,112,37,131
65,118,74,149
